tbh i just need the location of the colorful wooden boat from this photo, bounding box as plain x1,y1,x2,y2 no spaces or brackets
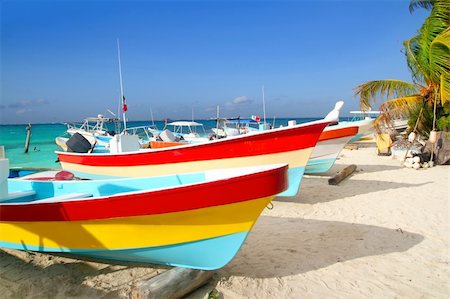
306,118,374,174
56,120,330,197
0,164,288,270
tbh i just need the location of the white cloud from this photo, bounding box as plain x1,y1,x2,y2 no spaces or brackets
232,96,252,105
16,108,31,115
224,96,253,110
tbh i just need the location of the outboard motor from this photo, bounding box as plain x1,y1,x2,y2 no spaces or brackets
66,133,92,153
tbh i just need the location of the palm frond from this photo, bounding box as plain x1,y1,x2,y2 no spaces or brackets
373,95,424,132
409,0,434,13
379,95,424,118
440,73,450,106
429,27,450,86
354,80,420,110
406,0,450,85
403,37,427,84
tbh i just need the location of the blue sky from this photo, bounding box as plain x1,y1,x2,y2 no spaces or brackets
1,0,428,124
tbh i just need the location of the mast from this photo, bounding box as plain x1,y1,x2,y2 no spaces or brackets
117,38,127,131
150,106,155,126
216,105,220,132
262,85,267,125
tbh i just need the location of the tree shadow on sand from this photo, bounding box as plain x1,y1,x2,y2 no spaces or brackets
0,249,108,298
325,163,403,175
276,177,432,204
219,216,423,279
0,249,166,298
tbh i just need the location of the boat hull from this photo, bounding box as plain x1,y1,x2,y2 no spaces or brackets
0,165,288,269
0,197,272,269
346,118,375,142
306,126,358,174
57,121,330,197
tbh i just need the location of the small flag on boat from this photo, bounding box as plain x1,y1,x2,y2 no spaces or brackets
251,115,261,122
122,95,128,112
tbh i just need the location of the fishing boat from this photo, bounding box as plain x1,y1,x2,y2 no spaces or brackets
305,103,375,173
211,117,265,138
0,157,288,270
56,119,331,197
305,122,359,173
163,121,210,143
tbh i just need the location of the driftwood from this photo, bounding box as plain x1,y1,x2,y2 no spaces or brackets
130,267,214,299
328,164,357,185
344,144,358,150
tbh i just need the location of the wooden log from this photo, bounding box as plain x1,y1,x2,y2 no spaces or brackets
130,267,215,299
328,164,357,185
344,143,358,150
24,124,32,153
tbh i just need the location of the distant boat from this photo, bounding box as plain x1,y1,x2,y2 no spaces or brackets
64,114,120,147
0,164,288,270
56,119,331,197
163,121,210,143
349,110,407,136
211,117,264,138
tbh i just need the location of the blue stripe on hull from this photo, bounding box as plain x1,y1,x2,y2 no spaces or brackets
277,166,305,197
72,167,305,198
305,158,336,174
0,231,249,270
349,133,364,143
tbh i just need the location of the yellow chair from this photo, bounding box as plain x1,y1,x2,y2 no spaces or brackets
376,134,392,156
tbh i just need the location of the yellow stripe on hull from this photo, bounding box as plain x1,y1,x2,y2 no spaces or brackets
60,148,313,177
0,196,273,250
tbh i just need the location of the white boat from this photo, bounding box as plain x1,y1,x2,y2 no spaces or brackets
164,121,210,143
211,118,267,138
349,110,408,134
65,114,120,145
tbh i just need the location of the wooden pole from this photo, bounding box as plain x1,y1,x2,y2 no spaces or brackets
24,124,32,153
130,267,214,299
328,164,357,185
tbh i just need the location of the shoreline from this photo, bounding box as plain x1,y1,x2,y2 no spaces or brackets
1,144,449,298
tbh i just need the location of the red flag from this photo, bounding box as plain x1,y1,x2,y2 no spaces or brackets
122,95,127,112
251,115,260,122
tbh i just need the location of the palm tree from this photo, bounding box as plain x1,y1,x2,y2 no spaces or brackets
354,0,450,136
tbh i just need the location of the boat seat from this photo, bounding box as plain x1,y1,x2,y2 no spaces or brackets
30,192,93,203
0,190,37,203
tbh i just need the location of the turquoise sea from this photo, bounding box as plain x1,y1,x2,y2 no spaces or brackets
0,118,322,169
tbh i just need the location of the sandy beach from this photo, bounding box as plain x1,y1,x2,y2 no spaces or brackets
1,143,449,298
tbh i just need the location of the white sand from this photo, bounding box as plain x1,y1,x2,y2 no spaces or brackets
1,144,449,298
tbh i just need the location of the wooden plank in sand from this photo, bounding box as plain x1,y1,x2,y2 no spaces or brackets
130,267,214,299
328,164,357,185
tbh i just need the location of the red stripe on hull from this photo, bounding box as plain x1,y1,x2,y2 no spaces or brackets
0,165,288,222
319,126,358,141
57,122,329,167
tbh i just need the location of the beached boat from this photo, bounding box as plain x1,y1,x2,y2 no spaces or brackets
305,123,359,174
305,112,375,173
0,163,288,270
56,120,331,197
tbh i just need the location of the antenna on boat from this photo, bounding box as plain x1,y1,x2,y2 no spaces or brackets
192,107,194,122
150,106,155,126
216,105,220,132
117,38,127,131
262,85,267,125
107,109,116,117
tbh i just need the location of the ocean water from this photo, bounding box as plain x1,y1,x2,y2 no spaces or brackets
0,118,319,169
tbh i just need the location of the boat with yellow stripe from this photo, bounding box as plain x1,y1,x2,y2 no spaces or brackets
57,119,330,197
0,164,288,270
